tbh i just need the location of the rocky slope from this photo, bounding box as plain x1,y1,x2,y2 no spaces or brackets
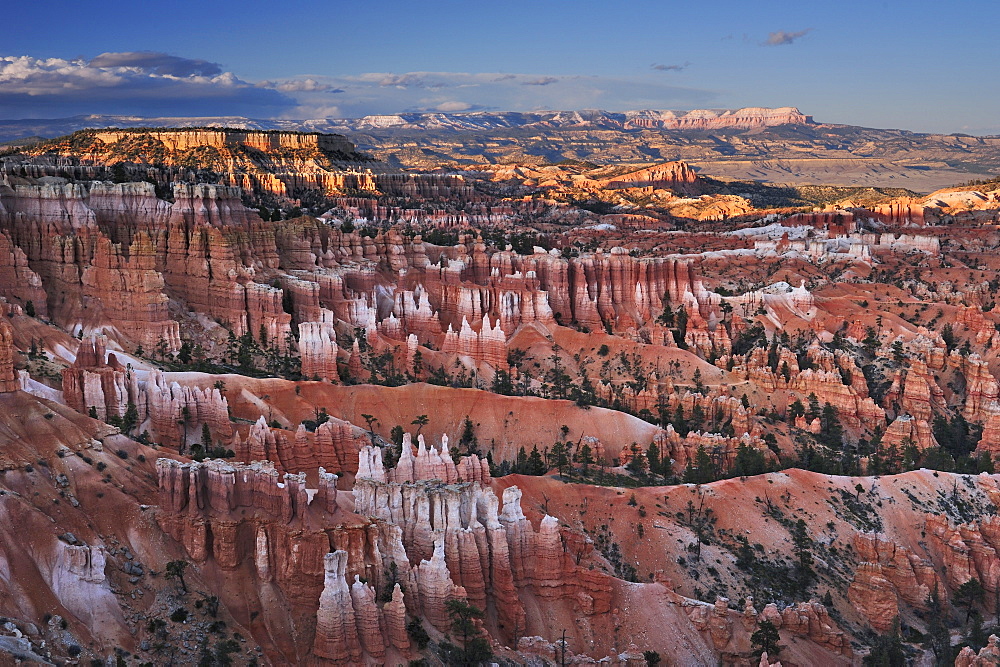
3,129,1000,663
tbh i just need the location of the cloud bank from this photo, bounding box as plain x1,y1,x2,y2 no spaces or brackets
0,53,294,118
0,53,721,120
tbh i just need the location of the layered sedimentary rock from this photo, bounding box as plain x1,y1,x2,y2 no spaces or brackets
595,161,700,192
847,533,938,632
145,370,234,449
956,635,1000,666
440,316,507,368
62,338,233,446
790,368,885,429
312,551,363,664
883,360,946,421
624,106,812,131
961,354,1000,422
871,198,929,225
234,416,366,475
0,231,47,317
651,426,769,471
880,414,937,451
89,129,355,155
299,321,340,381
923,514,1000,593
81,234,181,352
353,439,619,643
61,336,134,420
0,319,17,393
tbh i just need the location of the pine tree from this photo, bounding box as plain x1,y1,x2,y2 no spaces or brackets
527,446,546,475
791,518,814,592
751,620,781,659
550,441,569,477
458,416,478,455
647,441,661,478
515,446,528,474
923,586,950,661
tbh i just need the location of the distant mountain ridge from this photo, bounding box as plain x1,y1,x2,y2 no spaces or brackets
0,107,812,143
2,108,999,191
326,106,813,132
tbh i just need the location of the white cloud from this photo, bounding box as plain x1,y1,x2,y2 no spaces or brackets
0,54,722,120
88,51,223,77
0,53,293,118
434,101,473,112
276,71,720,119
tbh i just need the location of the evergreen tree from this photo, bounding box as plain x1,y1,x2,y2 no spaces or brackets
550,441,569,477
411,414,429,435
673,404,689,436
176,341,192,364
807,393,821,420
791,519,814,592
625,443,646,475
458,416,479,455
863,619,906,666
955,577,986,623
968,609,987,652
515,446,529,473
390,425,405,448
577,442,594,477
437,599,491,666
647,441,661,478
819,402,843,448
731,442,767,477
690,404,705,433
165,559,189,593
923,586,950,662
684,445,716,484
750,620,781,659
121,401,138,435
526,446,546,475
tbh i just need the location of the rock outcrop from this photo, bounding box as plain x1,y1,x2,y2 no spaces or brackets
848,533,938,632
0,319,17,393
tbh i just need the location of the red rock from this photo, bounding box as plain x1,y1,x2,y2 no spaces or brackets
881,415,937,451
313,551,362,663
383,583,411,656
0,320,17,393
848,533,938,631
955,635,1000,666
82,234,181,352
298,321,339,382
0,231,47,317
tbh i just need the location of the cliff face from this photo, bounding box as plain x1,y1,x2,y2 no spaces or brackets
90,129,355,154
16,129,486,203
623,106,813,131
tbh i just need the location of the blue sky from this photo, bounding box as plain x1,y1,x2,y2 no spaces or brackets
2,0,998,133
